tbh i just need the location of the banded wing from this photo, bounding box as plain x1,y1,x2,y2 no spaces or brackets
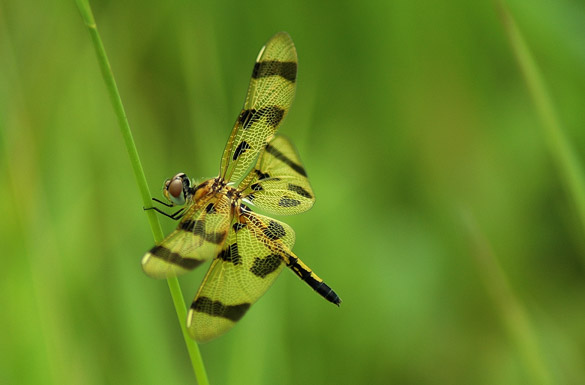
220,32,297,184
186,212,295,342
142,194,232,279
239,134,315,215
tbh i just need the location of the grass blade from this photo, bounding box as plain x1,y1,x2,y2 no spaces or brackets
74,1,209,383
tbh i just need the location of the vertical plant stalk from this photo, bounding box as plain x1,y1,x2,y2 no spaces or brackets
74,1,209,383
462,211,555,385
499,3,585,256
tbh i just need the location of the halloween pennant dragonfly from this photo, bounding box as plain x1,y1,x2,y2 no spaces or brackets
142,32,341,342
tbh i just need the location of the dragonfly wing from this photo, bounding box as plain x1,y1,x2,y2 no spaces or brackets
142,194,233,279
187,212,295,342
239,134,315,215
220,32,298,184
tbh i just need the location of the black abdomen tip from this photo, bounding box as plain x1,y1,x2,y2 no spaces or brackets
315,280,341,306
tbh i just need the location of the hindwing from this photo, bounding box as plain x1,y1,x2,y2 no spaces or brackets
239,135,315,215
187,212,295,342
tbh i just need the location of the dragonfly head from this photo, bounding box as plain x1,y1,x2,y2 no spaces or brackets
162,173,191,206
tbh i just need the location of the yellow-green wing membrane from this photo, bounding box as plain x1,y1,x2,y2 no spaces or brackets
187,212,295,342
142,194,232,279
239,134,315,215
220,32,297,185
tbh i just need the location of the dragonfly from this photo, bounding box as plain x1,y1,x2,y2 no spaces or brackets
142,32,341,343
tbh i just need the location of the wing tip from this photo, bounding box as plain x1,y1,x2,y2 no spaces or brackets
141,255,167,279
141,250,191,279
272,31,292,40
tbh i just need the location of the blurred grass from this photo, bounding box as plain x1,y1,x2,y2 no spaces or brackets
463,210,553,385
2,0,585,384
498,2,585,266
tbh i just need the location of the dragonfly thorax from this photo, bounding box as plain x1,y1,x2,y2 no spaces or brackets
189,177,242,206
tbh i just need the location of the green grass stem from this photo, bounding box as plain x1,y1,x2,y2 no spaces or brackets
462,210,555,385
74,1,209,383
498,3,585,261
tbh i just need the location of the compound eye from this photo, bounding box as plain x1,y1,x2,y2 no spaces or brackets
163,173,188,206
168,178,184,200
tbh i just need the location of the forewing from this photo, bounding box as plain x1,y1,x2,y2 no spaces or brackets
220,32,297,184
187,212,295,342
239,135,315,215
142,194,232,279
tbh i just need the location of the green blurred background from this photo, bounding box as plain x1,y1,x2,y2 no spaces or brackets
2,0,585,384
